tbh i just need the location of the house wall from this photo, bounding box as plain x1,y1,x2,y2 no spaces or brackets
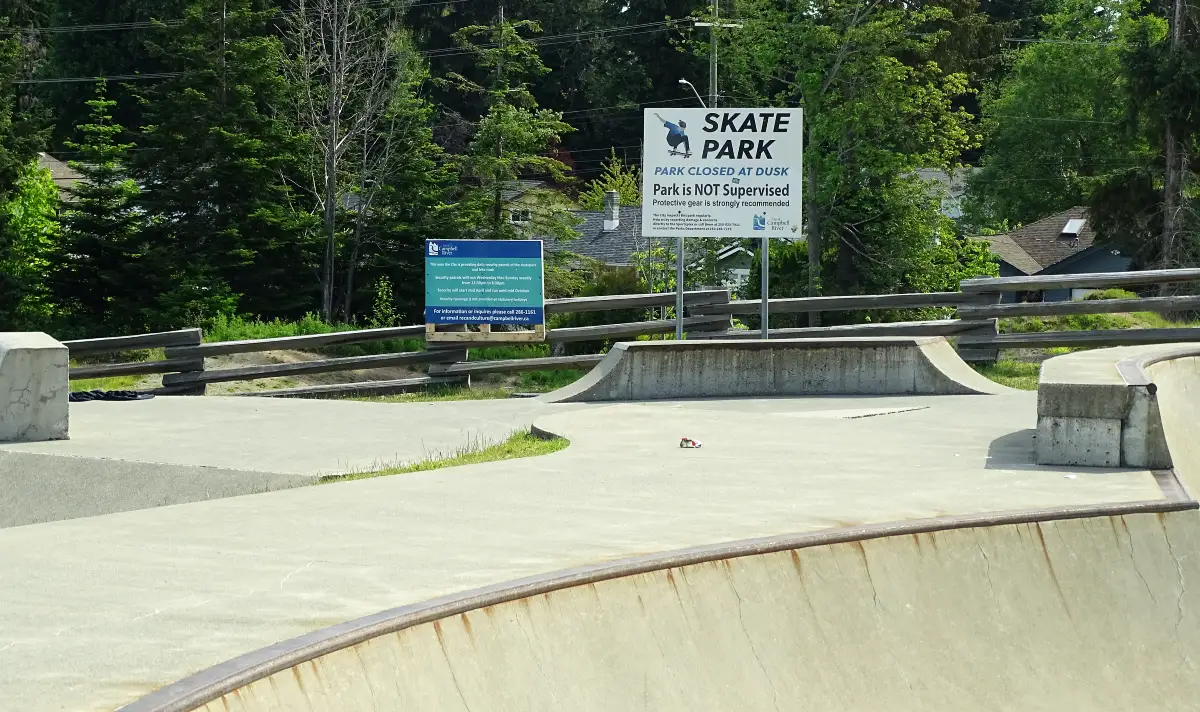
1041,249,1132,302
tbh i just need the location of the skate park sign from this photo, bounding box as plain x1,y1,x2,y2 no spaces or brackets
424,239,545,325
641,108,804,238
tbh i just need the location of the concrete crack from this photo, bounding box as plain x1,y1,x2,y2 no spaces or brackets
513,611,564,709
976,541,996,602
279,561,316,589
726,569,782,712
1160,520,1194,671
1121,520,1158,604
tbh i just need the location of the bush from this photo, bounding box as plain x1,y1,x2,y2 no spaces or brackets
1083,288,1139,301
203,313,422,356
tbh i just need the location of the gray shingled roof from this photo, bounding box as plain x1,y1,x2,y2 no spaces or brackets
977,207,1094,275
38,152,82,199
542,206,650,266
500,179,550,203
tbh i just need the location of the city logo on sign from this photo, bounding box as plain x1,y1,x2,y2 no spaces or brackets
428,242,440,256
654,113,692,158
753,214,767,231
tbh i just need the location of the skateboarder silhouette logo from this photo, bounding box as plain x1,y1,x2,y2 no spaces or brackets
655,113,691,157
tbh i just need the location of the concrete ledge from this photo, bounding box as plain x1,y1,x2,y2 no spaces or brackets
1035,344,1198,468
0,332,68,442
542,337,1011,403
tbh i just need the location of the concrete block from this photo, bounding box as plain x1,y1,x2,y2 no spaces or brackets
1121,386,1172,469
1035,416,1121,468
0,332,68,442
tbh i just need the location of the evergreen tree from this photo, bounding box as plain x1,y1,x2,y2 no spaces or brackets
53,80,147,334
45,0,187,147
577,151,641,210
132,0,317,327
446,14,577,243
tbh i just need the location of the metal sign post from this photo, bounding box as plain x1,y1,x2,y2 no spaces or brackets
761,237,769,339
676,237,685,340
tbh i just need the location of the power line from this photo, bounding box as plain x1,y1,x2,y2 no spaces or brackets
14,72,181,85
1004,37,1115,46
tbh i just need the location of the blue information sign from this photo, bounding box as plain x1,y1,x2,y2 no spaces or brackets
424,239,545,325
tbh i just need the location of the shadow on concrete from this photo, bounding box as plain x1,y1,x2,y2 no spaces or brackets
986,428,1148,476
986,429,1037,469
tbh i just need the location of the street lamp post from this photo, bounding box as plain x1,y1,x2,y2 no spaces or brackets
671,79,707,341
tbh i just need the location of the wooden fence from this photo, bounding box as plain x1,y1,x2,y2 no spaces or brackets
61,268,1200,397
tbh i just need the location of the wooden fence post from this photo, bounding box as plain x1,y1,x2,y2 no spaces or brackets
954,291,1002,364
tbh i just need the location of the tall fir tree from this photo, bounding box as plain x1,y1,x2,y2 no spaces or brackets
446,13,576,243
52,80,148,334
132,0,318,327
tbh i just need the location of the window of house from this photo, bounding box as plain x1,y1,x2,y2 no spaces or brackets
510,209,532,224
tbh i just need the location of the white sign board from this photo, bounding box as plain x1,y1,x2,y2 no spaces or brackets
641,107,803,238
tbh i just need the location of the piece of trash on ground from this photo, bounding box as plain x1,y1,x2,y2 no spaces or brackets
679,437,702,449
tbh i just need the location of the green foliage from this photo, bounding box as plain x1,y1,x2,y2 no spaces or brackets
577,151,641,210
1084,288,1141,300
53,80,147,334
367,276,397,329
964,0,1150,232
445,14,578,243
204,312,423,356
719,0,981,298
0,162,59,326
132,0,318,329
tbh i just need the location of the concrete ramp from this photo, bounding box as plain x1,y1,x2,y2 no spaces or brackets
123,504,1200,712
1146,351,1200,491
542,336,1009,402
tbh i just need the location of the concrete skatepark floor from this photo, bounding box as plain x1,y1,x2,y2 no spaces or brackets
0,390,1174,712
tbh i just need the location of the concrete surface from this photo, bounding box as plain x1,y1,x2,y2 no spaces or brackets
0,396,555,526
1148,354,1200,491
0,392,1170,712
0,332,68,442
175,510,1200,712
1035,345,1177,468
543,337,1010,402
1034,345,1200,469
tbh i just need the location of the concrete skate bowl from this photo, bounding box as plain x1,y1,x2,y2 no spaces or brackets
1124,346,1200,490
122,501,1200,712
541,336,1010,402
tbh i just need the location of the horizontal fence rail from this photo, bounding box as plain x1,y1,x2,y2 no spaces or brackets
703,292,975,315
57,268,1200,396
959,294,1200,319
695,319,994,341
544,289,729,314
63,328,202,356
961,268,1200,294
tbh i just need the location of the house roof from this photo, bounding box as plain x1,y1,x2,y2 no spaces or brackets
38,152,83,198
977,207,1096,275
501,179,550,203
543,205,648,266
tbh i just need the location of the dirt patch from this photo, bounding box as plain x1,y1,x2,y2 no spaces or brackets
203,350,429,395
117,349,431,395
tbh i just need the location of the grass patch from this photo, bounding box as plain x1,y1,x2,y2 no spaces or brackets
321,429,568,483
519,368,584,390
204,313,421,356
360,385,515,403
973,360,1040,390
70,375,143,392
